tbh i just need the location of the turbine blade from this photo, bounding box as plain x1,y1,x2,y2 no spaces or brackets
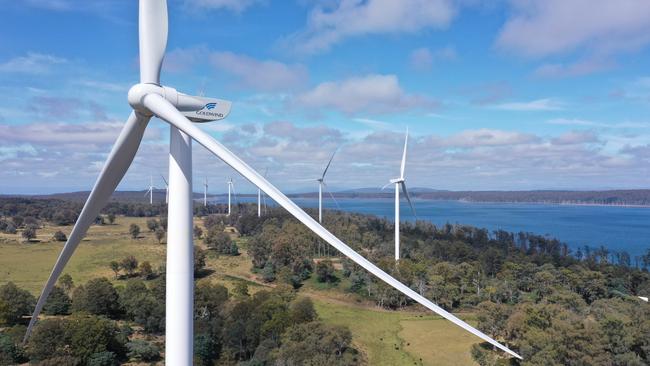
401,181,417,218
139,0,168,84
142,93,522,360
400,128,408,180
160,174,168,187
25,111,150,341
323,182,341,210
321,148,338,180
381,182,392,191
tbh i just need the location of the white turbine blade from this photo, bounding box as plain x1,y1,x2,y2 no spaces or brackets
400,181,417,218
321,148,338,180
139,0,168,84
400,128,408,180
142,94,522,360
143,188,151,197
323,182,341,210
381,182,392,190
160,174,168,187
25,111,150,341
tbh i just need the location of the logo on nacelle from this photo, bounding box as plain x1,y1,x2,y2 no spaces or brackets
204,102,217,110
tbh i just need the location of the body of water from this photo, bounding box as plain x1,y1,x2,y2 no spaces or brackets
213,196,650,258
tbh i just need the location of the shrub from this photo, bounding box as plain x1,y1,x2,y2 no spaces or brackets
53,230,67,242
43,286,71,315
316,259,338,283
0,282,36,325
21,225,37,241
87,351,118,366
127,340,160,361
129,223,140,239
72,278,121,317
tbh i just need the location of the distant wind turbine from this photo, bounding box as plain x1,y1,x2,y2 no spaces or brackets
258,168,268,217
227,177,235,216
301,149,339,223
383,129,416,261
160,175,169,204
144,175,156,205
203,177,208,206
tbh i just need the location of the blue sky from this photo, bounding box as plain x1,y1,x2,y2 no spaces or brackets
1,0,650,194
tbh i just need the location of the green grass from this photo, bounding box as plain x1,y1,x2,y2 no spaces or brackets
313,299,479,366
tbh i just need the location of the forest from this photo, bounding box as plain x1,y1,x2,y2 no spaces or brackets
0,196,649,365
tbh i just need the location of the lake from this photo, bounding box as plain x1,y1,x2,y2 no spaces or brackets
216,196,650,258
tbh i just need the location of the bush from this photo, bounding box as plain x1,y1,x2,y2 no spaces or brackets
53,230,67,242
87,351,118,366
127,340,160,361
154,227,166,243
21,224,37,241
0,282,36,325
129,224,140,239
120,256,138,277
146,219,159,232
316,260,338,283
204,228,233,254
139,261,154,279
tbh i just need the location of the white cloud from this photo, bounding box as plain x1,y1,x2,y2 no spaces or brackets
210,52,308,91
293,74,436,115
547,118,650,129
0,53,66,74
283,0,456,54
496,0,650,58
494,98,563,111
551,130,600,145
534,57,614,78
183,0,264,13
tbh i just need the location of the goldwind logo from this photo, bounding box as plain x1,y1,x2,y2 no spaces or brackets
204,102,217,110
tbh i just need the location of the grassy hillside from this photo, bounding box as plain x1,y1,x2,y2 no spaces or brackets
0,216,478,365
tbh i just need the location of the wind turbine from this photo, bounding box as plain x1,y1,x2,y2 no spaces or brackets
203,177,208,206
161,175,169,204
144,175,156,205
383,129,416,261
23,1,521,363
227,177,235,216
258,168,268,217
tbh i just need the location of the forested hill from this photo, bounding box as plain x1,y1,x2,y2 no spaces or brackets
297,189,650,206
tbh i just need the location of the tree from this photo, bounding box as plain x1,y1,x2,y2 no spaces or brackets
120,256,139,277
0,282,36,325
194,246,207,276
146,218,159,232
107,213,116,225
21,224,37,241
233,282,250,298
53,230,67,242
316,259,338,283
154,227,165,244
290,297,317,323
58,273,74,292
43,286,72,315
72,278,121,317
139,261,154,279
109,261,120,279
127,340,160,361
120,280,165,333
204,227,233,254
194,225,203,239
272,322,358,365
129,223,140,239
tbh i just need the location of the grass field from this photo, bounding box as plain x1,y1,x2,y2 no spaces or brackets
0,215,479,365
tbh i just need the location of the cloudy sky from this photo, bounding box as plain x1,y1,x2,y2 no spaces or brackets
1,0,650,194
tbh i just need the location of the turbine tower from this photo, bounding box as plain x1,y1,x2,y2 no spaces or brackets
257,168,268,217
24,1,521,363
203,177,208,206
161,174,169,204
384,129,416,260
227,177,234,216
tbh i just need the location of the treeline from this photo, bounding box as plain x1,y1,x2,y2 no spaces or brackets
224,206,650,365
0,277,359,365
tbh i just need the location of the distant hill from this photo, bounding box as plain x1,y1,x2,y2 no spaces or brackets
7,188,650,206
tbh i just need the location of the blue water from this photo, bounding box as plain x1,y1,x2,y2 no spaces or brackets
214,196,650,257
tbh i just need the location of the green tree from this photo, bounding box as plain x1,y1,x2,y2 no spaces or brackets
120,256,138,277
109,261,120,279
194,246,207,276
72,278,121,318
126,340,160,361
129,223,140,239
154,227,166,244
139,261,154,279
316,259,338,283
0,282,36,325
43,286,71,315
58,273,74,293
194,225,203,239
53,230,67,242
21,224,37,241
272,322,358,365
290,297,317,323
146,218,159,232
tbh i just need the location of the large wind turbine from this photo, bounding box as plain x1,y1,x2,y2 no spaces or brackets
384,129,416,261
24,1,521,363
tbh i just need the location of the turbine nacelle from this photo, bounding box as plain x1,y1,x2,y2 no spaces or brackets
128,83,231,122
389,178,404,184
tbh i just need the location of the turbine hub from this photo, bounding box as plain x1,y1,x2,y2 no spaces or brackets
390,178,403,184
